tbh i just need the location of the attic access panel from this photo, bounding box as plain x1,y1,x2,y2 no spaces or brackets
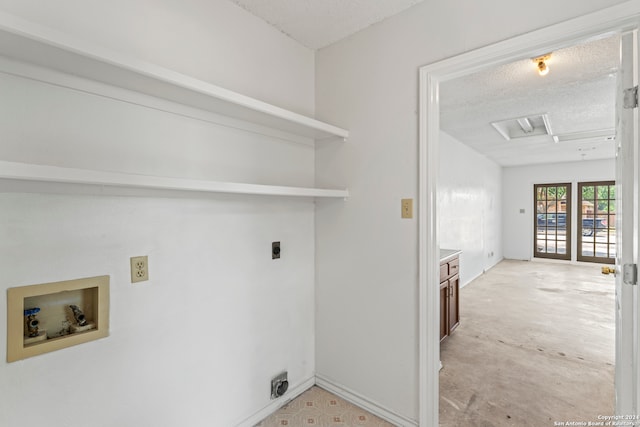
491,114,552,140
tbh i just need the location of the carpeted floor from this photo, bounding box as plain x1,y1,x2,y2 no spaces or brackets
255,386,395,427
439,259,615,426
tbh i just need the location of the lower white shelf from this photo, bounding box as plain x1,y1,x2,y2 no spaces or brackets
0,161,349,198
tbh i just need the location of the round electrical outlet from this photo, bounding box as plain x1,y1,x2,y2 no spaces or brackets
270,372,289,399
273,379,288,398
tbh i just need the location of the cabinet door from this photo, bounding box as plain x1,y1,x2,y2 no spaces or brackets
440,281,449,341
448,274,460,333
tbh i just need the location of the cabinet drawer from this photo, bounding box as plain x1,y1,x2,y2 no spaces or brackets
449,258,459,277
440,263,448,282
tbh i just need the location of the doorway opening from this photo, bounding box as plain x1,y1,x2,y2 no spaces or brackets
436,36,616,423
418,6,640,426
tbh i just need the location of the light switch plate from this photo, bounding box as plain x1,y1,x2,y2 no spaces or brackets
401,199,413,219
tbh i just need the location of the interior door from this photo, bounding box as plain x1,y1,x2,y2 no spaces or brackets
615,30,639,417
440,282,448,341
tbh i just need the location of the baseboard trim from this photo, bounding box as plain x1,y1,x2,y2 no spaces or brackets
486,256,504,271
461,256,505,289
460,271,482,289
235,375,316,427
315,374,418,427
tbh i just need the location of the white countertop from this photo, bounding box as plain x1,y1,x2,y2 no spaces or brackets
440,249,461,262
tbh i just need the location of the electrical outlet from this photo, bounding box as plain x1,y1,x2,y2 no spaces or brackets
271,372,288,399
401,198,413,219
130,256,149,283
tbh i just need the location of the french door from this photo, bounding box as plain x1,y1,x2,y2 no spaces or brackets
577,181,616,264
534,183,572,260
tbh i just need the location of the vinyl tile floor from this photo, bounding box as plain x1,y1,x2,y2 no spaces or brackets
254,386,395,427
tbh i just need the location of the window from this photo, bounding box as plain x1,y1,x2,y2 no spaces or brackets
534,183,571,260
577,181,615,264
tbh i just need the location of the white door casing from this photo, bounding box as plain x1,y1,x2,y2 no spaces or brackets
418,3,640,426
617,29,640,417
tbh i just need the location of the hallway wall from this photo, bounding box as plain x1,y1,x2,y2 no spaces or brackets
314,0,628,421
439,131,503,286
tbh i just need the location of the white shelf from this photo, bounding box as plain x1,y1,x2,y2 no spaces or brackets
0,161,349,199
0,12,348,140
0,13,350,199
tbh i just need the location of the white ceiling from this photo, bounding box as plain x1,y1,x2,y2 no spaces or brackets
440,35,620,167
227,2,619,167
228,0,423,50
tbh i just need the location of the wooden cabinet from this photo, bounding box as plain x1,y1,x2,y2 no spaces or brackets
440,253,460,342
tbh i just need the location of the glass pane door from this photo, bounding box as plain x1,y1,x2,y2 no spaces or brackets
534,183,571,260
577,181,615,264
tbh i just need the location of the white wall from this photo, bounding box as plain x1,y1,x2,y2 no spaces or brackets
0,192,315,427
438,132,502,286
0,0,314,115
0,2,317,426
314,0,628,422
503,159,615,261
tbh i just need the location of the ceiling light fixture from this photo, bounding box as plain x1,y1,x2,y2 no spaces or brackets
533,54,551,76
516,117,534,133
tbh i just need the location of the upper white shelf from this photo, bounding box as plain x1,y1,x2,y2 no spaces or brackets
0,161,350,199
0,12,348,140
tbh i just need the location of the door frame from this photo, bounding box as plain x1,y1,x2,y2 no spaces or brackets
418,3,640,426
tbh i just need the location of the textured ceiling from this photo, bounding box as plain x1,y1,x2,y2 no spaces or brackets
227,0,618,167
228,0,424,49
440,35,620,167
